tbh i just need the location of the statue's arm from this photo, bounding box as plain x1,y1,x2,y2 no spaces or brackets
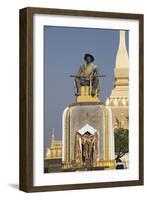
77,65,83,76
92,65,100,77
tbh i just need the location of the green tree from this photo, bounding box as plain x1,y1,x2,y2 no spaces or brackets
114,128,129,163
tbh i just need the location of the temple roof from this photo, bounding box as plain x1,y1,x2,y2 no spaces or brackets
78,123,97,135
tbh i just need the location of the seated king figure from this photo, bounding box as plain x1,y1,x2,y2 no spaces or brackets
75,53,99,96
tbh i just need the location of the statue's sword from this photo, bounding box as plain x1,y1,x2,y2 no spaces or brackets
90,76,92,94
70,75,106,78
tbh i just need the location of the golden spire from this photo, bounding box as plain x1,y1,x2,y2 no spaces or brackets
115,30,129,69
51,128,55,142
106,30,129,107
114,30,129,88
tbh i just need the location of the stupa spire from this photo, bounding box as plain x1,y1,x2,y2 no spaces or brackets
113,30,129,89
115,30,129,69
51,128,55,142
106,30,129,129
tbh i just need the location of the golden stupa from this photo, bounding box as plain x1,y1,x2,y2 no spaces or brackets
106,31,129,129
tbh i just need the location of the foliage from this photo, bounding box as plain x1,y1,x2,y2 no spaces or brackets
114,128,129,162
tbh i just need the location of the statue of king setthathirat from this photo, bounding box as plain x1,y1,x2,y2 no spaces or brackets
74,53,99,96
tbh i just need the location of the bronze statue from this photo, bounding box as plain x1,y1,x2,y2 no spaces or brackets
74,54,100,96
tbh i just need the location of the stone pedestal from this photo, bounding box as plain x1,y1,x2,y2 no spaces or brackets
62,86,115,170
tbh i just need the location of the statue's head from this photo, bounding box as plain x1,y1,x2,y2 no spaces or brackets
84,53,94,63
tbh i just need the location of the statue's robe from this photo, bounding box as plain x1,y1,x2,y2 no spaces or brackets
77,63,99,79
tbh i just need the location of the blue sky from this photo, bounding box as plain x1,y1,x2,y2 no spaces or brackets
44,26,129,151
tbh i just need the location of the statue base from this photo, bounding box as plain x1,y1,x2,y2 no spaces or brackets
62,85,115,172
76,86,100,103
62,160,116,171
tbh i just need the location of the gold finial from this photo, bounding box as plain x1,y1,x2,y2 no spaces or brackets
51,128,55,142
